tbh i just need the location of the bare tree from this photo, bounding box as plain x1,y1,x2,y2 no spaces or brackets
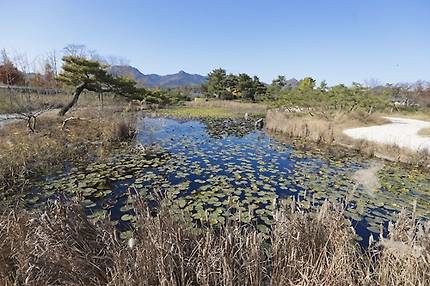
63,44,88,57
104,55,130,66
12,51,31,86
0,49,24,85
364,78,381,88
46,50,59,77
62,45,129,66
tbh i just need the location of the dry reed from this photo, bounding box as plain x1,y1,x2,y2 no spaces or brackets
0,108,136,194
266,109,430,167
1,197,428,286
0,88,127,114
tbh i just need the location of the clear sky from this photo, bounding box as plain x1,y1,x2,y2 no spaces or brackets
1,0,429,85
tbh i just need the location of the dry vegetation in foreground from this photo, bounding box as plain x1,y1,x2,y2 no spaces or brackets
0,107,136,195
266,109,430,166
0,198,429,286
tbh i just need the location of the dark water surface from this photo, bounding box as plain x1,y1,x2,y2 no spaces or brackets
35,116,430,245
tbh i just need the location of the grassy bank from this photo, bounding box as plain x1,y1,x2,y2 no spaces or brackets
1,99,429,285
0,107,136,196
186,99,267,114
160,100,267,119
0,198,428,286
0,88,127,114
266,109,430,166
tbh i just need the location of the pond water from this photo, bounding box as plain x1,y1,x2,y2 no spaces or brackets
34,116,430,245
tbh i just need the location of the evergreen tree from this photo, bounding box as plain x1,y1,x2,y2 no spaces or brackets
237,73,254,100
298,77,316,91
57,56,140,116
206,68,232,99
272,75,287,88
252,76,267,101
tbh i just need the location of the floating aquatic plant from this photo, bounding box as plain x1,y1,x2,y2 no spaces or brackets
19,116,429,240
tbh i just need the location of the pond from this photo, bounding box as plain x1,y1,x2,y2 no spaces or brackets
32,116,430,245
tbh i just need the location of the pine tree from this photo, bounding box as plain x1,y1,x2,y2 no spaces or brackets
57,56,140,116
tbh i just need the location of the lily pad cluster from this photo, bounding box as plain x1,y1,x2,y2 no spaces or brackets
33,152,171,227
200,117,262,138
27,116,430,242
378,163,430,218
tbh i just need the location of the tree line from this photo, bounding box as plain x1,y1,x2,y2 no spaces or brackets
0,46,196,115
202,68,430,112
203,69,267,101
0,49,59,88
2,46,430,115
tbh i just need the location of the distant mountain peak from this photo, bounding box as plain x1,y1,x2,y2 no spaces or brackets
109,65,207,88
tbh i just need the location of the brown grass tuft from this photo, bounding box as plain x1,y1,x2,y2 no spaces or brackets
0,203,113,286
266,110,335,144
373,208,430,285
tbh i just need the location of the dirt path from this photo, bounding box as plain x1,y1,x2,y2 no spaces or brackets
343,117,430,152
0,114,20,129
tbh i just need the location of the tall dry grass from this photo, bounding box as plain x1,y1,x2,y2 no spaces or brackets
0,108,136,194
266,109,430,166
0,197,428,286
374,208,430,285
266,110,336,144
0,88,127,114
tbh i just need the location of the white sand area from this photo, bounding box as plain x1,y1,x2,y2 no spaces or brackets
343,117,430,152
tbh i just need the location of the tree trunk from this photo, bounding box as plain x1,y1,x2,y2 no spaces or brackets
58,83,86,116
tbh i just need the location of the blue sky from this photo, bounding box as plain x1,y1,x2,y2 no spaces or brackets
0,0,429,85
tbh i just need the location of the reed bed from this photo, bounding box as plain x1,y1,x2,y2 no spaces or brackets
266,109,430,166
0,198,428,286
265,110,336,144
0,108,136,195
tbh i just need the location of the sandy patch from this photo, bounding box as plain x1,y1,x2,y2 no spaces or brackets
343,117,430,152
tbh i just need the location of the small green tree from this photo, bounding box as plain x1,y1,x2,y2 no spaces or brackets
206,68,231,99
224,73,239,98
318,80,328,92
252,76,267,101
272,75,287,88
237,73,254,100
57,56,140,116
298,77,316,91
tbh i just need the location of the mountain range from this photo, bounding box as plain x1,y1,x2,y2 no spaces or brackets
109,65,207,88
